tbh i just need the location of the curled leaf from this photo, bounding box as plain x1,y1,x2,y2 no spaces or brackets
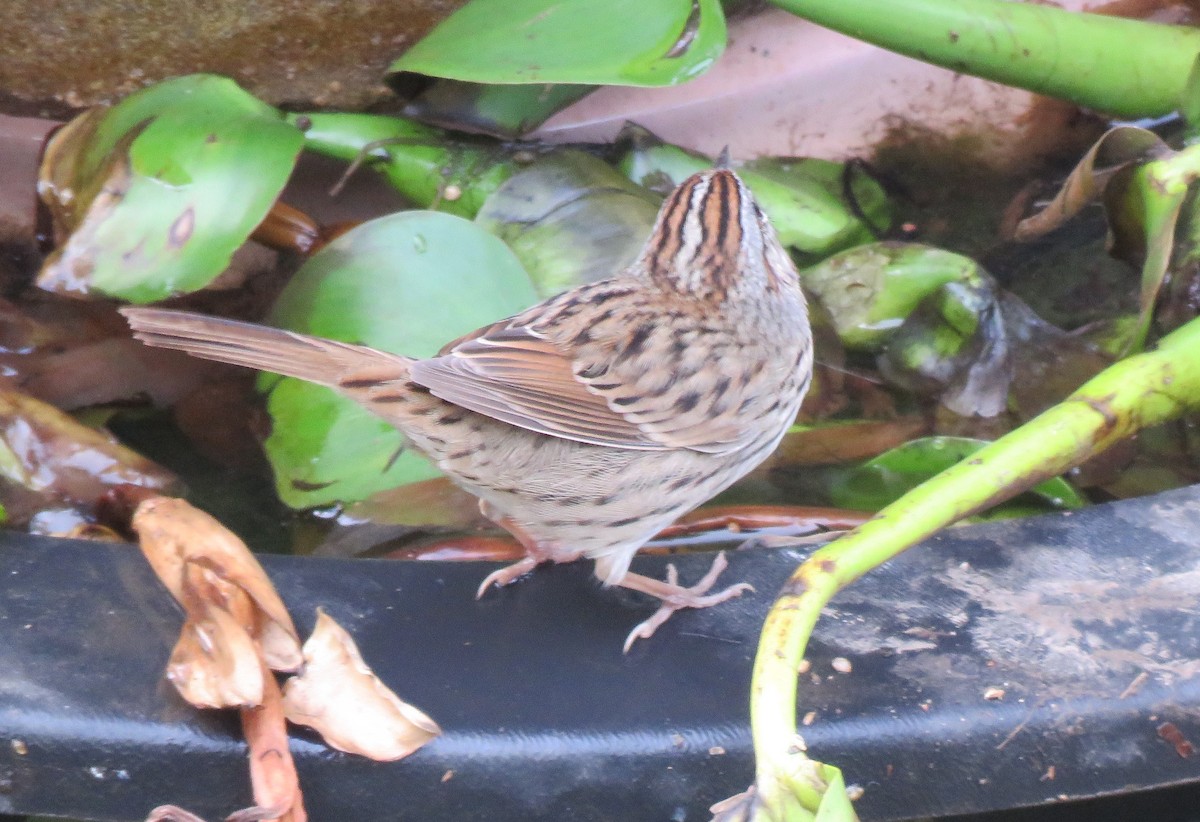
37,74,303,302
802,243,981,351
1015,126,1200,349
390,0,725,87
167,566,265,709
132,497,302,672
1013,126,1171,242
283,609,441,761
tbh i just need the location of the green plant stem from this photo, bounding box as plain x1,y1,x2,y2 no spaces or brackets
767,0,1200,119
750,313,1200,813
288,112,513,218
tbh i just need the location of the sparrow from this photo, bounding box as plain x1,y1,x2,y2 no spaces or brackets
122,167,813,651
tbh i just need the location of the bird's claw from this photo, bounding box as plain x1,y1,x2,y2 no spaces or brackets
475,556,539,599
621,552,754,652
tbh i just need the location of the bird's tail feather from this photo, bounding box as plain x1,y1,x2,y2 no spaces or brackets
120,307,409,388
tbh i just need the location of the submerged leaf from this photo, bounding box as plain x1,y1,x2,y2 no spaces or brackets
264,211,539,508
399,80,593,138
282,609,441,761
390,0,726,87
475,150,660,294
831,436,1087,514
0,389,177,525
37,74,303,302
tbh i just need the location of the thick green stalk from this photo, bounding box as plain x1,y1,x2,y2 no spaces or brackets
768,0,1200,119
751,314,1200,813
288,112,514,218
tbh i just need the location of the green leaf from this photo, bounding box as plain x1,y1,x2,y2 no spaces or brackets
263,211,539,509
390,0,726,87
801,243,980,350
475,150,661,295
618,126,890,255
830,436,1087,513
37,74,303,302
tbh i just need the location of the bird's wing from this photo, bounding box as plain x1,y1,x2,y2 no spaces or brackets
411,305,787,454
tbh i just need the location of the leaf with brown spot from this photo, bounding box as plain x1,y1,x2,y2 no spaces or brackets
36,74,303,302
282,609,441,761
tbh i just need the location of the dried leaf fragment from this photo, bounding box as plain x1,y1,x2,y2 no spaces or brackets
133,496,302,672
167,574,264,708
283,609,441,761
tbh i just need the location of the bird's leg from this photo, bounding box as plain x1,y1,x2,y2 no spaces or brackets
611,552,754,652
474,500,556,599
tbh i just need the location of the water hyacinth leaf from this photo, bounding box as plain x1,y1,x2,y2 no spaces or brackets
742,156,891,253
399,79,593,138
830,436,1087,513
290,111,514,219
475,150,661,295
802,243,980,351
390,0,725,87
879,278,1013,417
37,74,303,302
618,126,890,255
264,211,539,509
1014,127,1200,350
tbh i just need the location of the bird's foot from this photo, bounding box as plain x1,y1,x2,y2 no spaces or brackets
616,552,753,652
475,556,540,599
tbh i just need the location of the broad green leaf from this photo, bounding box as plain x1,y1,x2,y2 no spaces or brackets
830,436,1087,513
264,211,539,509
390,0,726,87
38,74,303,302
475,150,660,295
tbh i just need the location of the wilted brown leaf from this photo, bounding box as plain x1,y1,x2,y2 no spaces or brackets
283,609,441,761
0,389,178,521
166,564,265,709
132,497,302,672
1013,126,1171,242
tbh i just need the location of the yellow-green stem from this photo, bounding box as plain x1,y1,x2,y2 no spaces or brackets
750,313,1200,813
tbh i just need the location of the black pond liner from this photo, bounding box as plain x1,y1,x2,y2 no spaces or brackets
4,485,1200,821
